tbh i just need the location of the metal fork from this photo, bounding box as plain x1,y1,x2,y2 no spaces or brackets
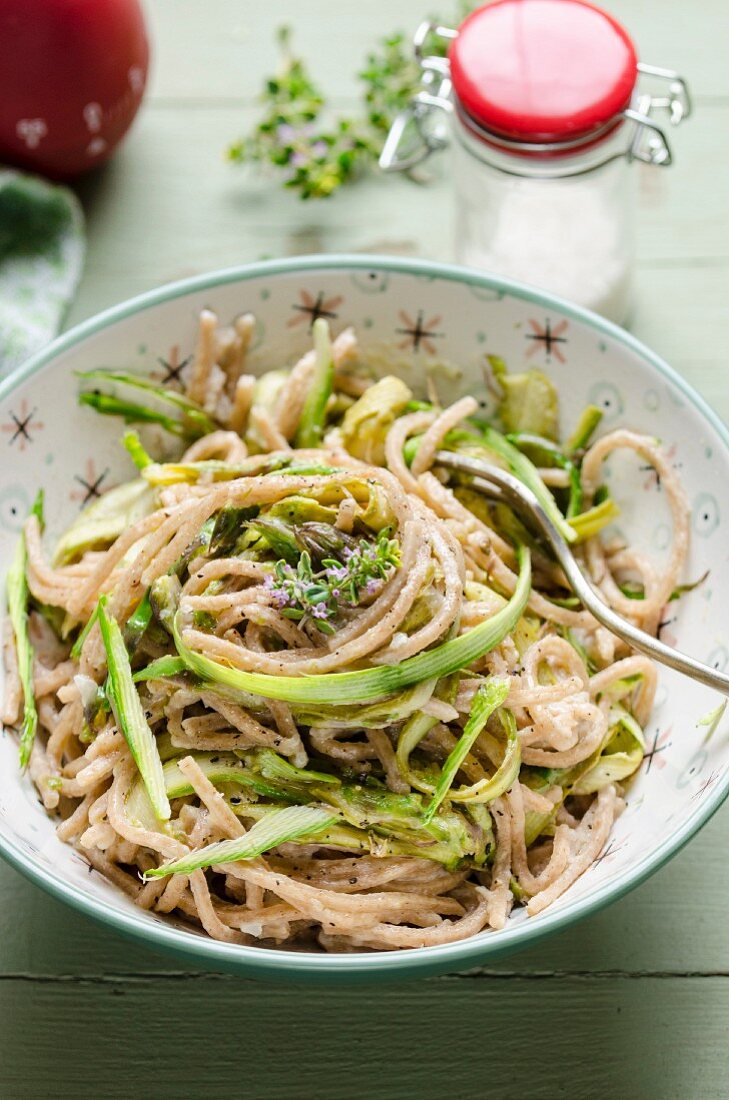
434,450,729,696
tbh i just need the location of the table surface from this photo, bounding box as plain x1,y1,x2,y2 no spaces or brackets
4,2,729,1097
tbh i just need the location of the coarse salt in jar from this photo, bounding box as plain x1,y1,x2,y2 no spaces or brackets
380,0,691,324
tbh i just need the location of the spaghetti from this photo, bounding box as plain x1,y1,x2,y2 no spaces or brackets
1,312,690,951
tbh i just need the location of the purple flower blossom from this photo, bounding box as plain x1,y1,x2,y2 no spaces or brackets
276,123,297,143
311,140,328,158
289,150,308,168
261,528,400,632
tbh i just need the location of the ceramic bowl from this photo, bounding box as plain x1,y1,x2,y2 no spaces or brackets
1,255,727,982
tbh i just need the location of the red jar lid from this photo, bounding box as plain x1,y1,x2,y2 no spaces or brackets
449,0,638,143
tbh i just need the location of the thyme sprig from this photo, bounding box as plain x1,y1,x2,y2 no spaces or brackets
264,529,401,633
227,27,376,199
228,7,474,199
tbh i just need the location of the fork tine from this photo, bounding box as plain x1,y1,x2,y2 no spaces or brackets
433,449,729,696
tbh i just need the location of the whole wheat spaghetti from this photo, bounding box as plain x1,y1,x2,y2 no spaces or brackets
1,312,691,951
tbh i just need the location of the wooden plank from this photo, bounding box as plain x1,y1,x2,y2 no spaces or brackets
1,972,728,1098
143,0,729,102
0,806,726,979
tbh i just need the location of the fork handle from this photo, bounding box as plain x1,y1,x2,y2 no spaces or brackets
435,451,729,697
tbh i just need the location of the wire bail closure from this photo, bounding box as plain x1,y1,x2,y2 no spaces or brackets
379,21,692,173
379,23,456,172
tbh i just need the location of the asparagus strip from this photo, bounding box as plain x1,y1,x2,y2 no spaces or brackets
97,597,170,821
6,492,44,768
569,497,620,541
155,753,301,803
70,603,98,660
295,318,334,448
123,590,153,652
171,547,531,705
143,805,338,879
445,708,521,805
78,368,216,440
52,478,156,567
123,430,153,470
78,368,216,426
567,404,603,453
505,431,583,518
477,425,578,543
132,655,187,682
423,678,510,823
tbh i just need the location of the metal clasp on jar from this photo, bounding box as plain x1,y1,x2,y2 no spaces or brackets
378,23,457,172
380,21,692,173
626,63,692,165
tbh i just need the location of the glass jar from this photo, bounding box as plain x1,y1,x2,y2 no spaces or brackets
380,1,691,325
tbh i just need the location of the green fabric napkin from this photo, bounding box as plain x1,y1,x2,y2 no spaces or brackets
0,169,85,378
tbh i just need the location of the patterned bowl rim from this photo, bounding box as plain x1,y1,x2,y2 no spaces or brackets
1,253,728,981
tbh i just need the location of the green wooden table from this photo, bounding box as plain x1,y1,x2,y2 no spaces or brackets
3,3,729,1096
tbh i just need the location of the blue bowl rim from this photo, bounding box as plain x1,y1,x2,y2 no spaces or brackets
1,252,728,980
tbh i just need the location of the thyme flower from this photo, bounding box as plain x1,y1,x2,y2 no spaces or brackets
266,530,400,633
227,7,475,199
